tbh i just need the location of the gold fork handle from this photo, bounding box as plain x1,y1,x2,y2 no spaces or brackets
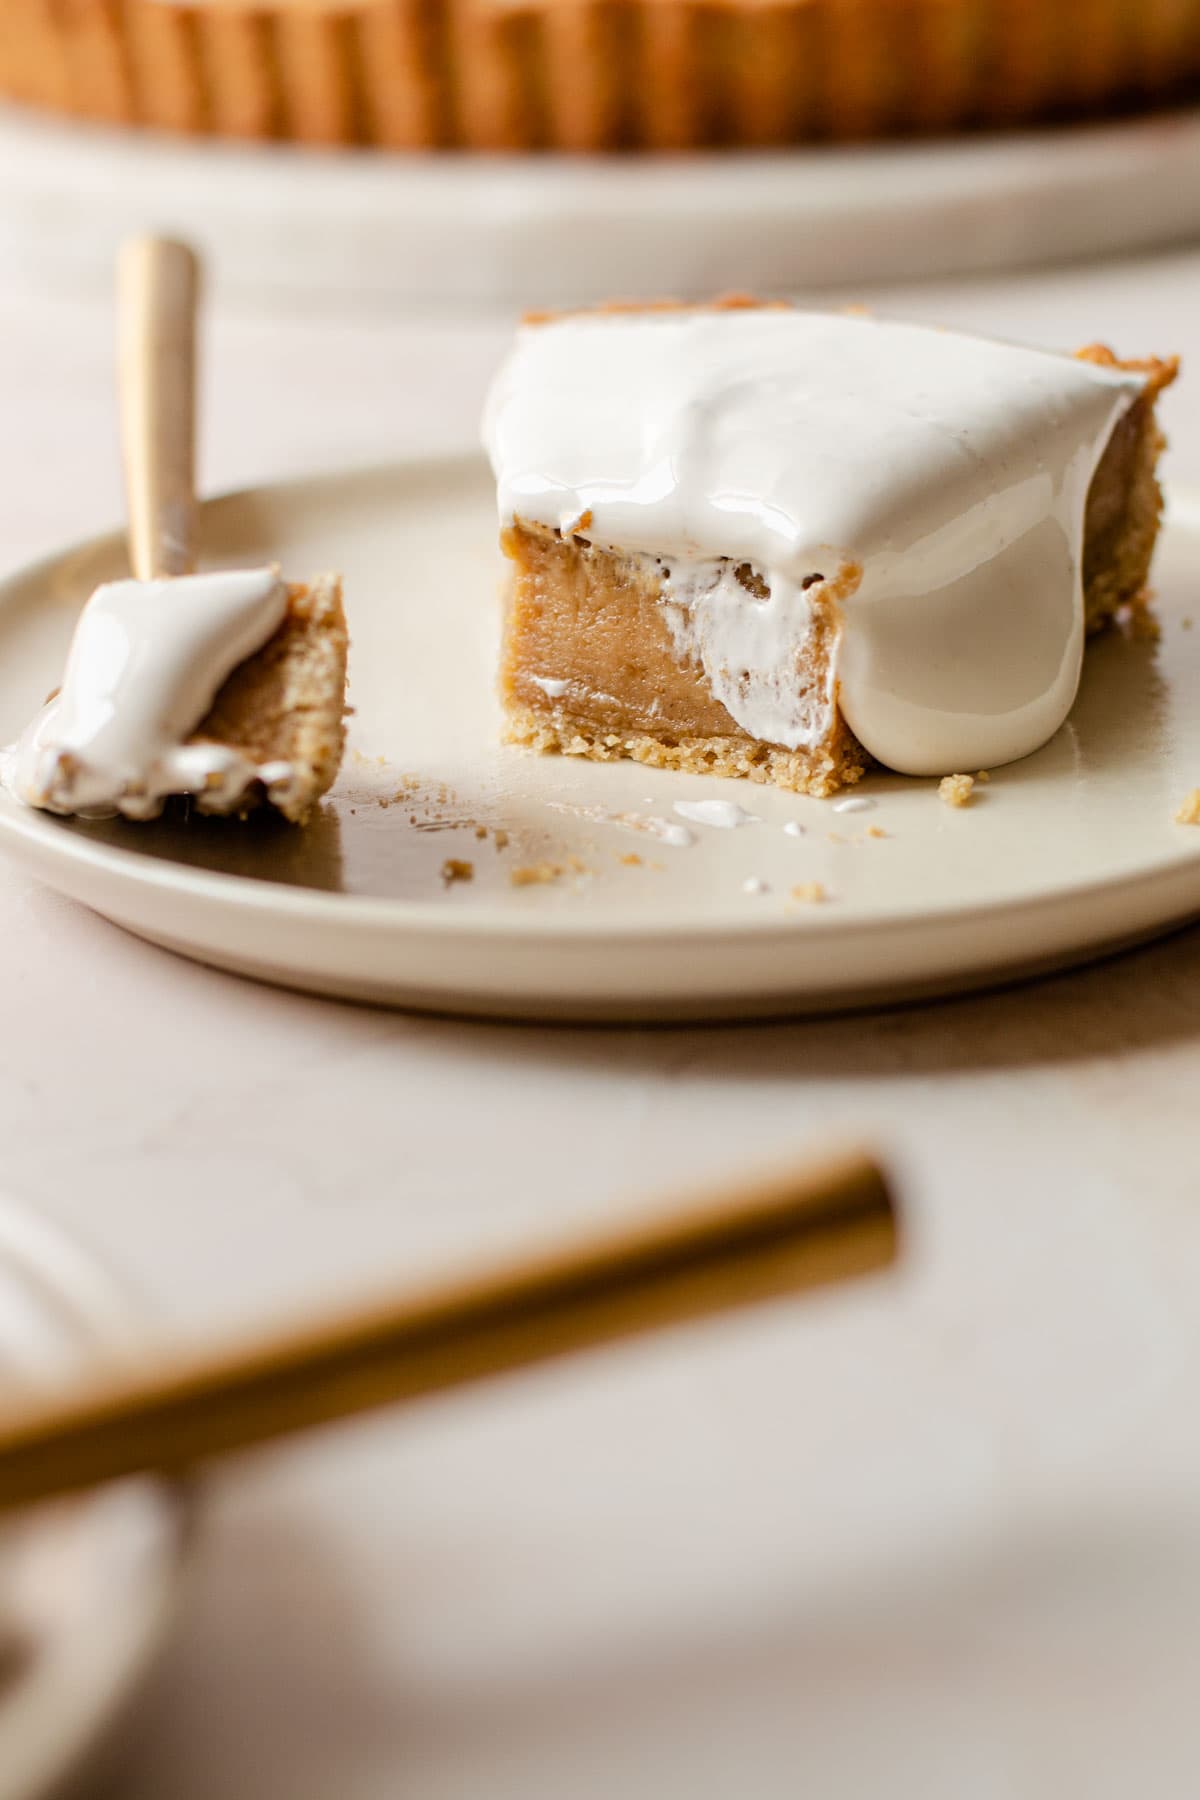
117,236,200,581
0,1150,897,1512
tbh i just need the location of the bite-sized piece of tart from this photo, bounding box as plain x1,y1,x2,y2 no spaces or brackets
484,302,1176,795
2,567,348,823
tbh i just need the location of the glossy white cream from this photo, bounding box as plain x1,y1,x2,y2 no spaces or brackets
483,309,1147,774
673,798,761,829
1,566,291,820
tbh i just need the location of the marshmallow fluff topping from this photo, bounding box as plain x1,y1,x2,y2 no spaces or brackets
483,309,1147,774
1,566,292,819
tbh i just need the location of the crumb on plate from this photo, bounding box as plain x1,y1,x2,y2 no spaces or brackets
939,773,975,808
1174,789,1200,826
1122,593,1161,641
511,861,565,886
790,881,826,904
441,858,474,884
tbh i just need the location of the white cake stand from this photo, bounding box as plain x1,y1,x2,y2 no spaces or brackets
1,103,1200,313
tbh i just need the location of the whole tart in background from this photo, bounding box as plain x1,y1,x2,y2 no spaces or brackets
0,0,1198,152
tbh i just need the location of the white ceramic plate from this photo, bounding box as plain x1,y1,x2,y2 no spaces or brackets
0,1200,186,1800
2,105,1200,311
1,457,1199,1020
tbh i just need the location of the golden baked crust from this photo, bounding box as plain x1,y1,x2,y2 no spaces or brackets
1078,345,1179,632
504,700,867,796
192,572,349,823
2,0,1199,150
496,328,1176,795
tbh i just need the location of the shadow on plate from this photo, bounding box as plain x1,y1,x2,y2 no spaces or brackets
55,801,346,894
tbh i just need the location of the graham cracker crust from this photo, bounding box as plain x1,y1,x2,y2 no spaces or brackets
194,572,349,822
503,702,867,798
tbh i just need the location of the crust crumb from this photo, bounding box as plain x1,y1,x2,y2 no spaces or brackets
866,825,887,839
1121,593,1162,641
790,881,826,904
1174,790,1200,825
619,852,643,865
441,858,474,884
975,769,991,783
493,827,511,850
939,773,976,808
511,861,565,886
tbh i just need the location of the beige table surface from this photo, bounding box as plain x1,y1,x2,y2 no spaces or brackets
2,246,1200,1799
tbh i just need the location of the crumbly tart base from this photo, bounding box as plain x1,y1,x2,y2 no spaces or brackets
498,340,1177,796
193,572,349,822
504,702,867,797
1079,346,1177,632
2,0,1200,151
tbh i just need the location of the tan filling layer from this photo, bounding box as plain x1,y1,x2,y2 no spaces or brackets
498,525,866,796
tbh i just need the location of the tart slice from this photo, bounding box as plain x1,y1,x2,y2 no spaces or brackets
3,568,348,823
484,303,1176,794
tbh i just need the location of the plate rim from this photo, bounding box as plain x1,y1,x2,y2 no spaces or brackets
2,782,1200,948
0,457,1199,951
